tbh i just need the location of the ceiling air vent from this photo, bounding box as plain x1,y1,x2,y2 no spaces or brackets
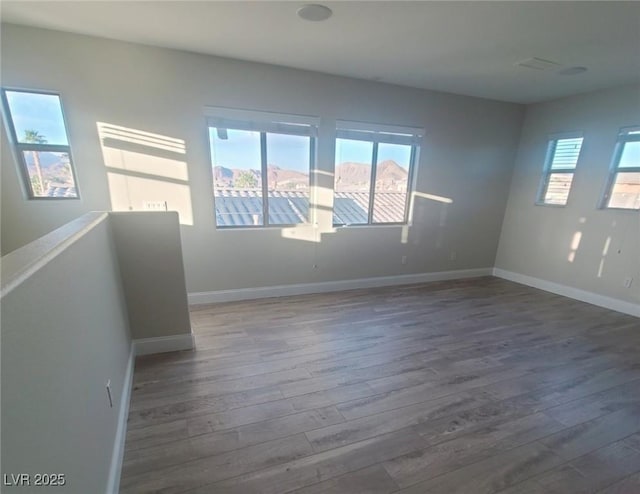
515,57,562,71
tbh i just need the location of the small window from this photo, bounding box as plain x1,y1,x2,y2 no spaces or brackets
536,134,583,206
1,89,78,198
601,127,640,210
207,108,317,228
333,121,421,226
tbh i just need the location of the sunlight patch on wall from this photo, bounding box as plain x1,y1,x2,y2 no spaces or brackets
412,191,453,204
99,124,186,154
97,123,193,226
281,172,336,243
402,190,453,245
568,231,582,263
107,174,193,225
101,147,188,181
597,236,612,278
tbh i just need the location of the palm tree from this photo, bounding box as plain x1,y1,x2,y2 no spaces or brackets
23,129,47,195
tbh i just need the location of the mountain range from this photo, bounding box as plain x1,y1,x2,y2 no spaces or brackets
213,160,408,191
23,151,74,186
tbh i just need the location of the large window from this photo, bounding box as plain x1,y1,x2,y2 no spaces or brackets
333,121,421,225
208,109,317,227
1,89,78,198
536,134,583,206
601,127,640,210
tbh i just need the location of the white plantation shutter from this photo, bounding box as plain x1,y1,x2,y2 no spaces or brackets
336,120,423,145
536,132,583,205
550,137,584,170
205,107,319,137
207,118,317,137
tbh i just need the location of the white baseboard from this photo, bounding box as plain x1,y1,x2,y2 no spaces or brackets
493,268,640,318
188,268,493,305
133,333,195,356
105,344,134,494
105,335,194,493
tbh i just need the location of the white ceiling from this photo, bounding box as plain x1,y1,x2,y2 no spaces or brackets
2,1,639,104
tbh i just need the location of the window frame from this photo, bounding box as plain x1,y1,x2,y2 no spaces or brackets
1,88,80,200
333,120,422,227
599,126,640,211
206,107,319,229
535,131,584,207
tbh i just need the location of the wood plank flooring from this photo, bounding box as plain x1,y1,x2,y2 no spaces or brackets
121,277,640,493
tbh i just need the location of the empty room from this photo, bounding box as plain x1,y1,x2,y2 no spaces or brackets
1,1,639,493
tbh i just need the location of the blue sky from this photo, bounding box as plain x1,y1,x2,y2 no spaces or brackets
376,142,411,169
336,139,410,170
210,129,411,172
620,141,639,168
5,91,69,145
210,129,311,172
210,129,262,170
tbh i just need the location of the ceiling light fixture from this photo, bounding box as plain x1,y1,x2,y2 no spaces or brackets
297,4,332,22
557,66,588,76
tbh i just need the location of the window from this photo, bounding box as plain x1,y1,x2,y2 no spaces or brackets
1,89,78,198
536,134,583,206
207,108,317,227
601,127,640,210
333,121,421,225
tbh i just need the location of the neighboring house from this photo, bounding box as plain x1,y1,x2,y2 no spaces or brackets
45,184,77,198
214,188,408,226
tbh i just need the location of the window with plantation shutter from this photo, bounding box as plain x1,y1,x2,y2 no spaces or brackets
536,134,583,206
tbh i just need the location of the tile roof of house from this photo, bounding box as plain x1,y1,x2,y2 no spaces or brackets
44,184,77,198
214,189,407,226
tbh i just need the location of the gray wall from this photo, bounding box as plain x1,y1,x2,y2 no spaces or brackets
110,211,191,339
496,85,640,304
1,24,524,293
1,215,131,493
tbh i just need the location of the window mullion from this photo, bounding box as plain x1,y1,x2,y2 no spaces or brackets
601,141,625,207
538,140,558,203
16,144,70,153
260,132,269,226
545,140,558,174
368,142,378,224
403,146,417,223
309,137,316,225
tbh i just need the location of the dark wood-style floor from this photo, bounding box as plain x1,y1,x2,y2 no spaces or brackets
120,277,640,494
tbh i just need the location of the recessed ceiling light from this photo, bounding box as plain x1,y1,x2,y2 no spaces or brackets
297,4,332,22
558,66,588,76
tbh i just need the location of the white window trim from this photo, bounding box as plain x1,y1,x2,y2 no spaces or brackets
333,121,422,226
535,131,584,207
207,107,318,228
1,88,79,200
599,125,640,210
